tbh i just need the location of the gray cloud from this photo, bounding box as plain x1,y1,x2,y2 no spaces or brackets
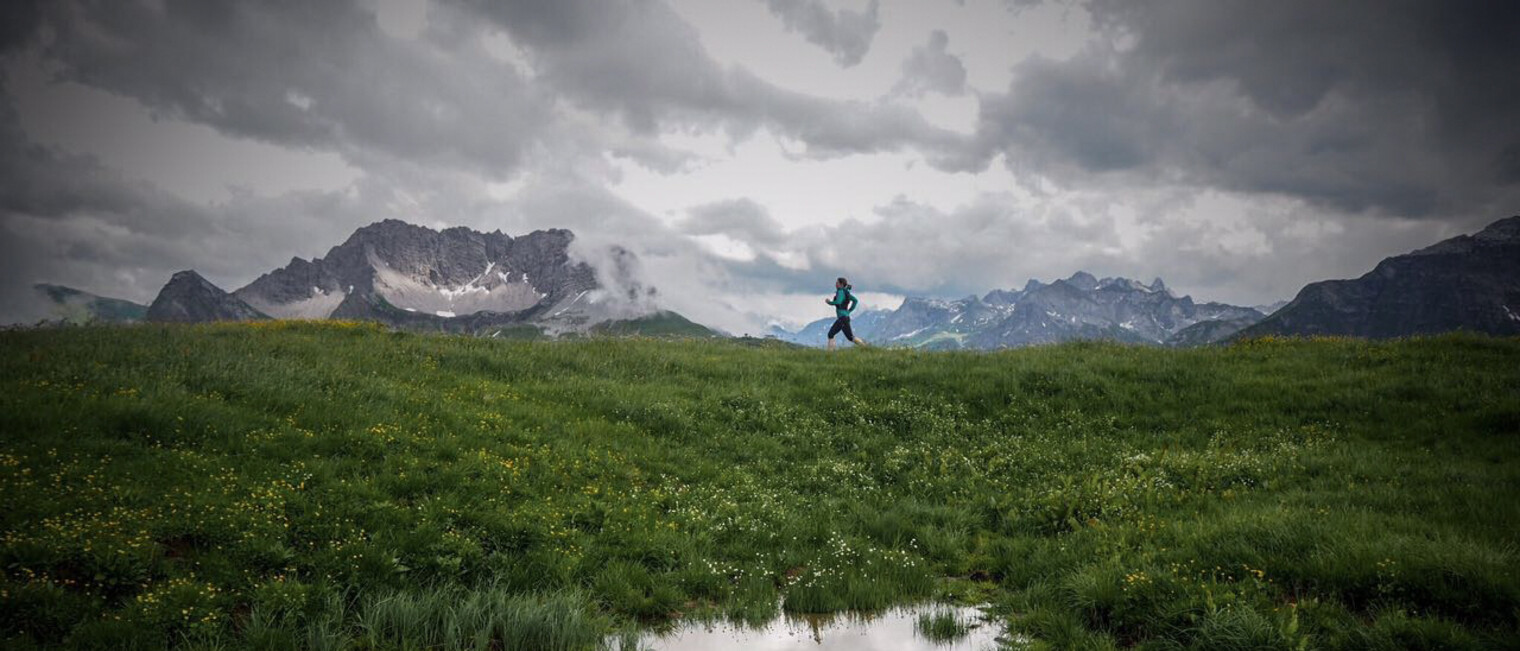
0,1,41,55
448,0,965,162
21,0,578,180
963,0,1520,218
893,30,966,97
762,0,881,67
679,199,788,246
18,0,966,177
724,194,1126,299
695,189,1460,317
0,74,234,318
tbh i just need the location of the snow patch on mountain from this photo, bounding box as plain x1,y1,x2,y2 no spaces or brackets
369,252,543,317
242,284,345,319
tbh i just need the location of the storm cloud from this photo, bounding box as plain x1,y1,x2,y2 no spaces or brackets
893,30,966,97
965,0,1520,217
762,0,882,67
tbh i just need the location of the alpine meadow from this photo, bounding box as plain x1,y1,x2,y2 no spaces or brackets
2,322,1517,649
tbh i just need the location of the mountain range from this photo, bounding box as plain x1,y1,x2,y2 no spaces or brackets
771,215,1519,348
26,215,1519,346
50,220,712,338
770,273,1266,349
233,220,599,326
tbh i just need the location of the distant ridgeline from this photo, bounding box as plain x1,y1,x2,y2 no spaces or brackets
771,273,1267,349
29,216,1520,345
772,215,1520,349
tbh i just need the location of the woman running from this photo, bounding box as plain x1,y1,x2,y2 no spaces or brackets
825,277,869,350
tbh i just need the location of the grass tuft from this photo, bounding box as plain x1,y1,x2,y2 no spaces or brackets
915,607,973,642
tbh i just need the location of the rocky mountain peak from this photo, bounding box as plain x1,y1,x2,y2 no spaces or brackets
897,296,944,311
1410,216,1520,257
1064,271,1099,291
347,218,427,241
1474,215,1520,242
161,270,220,295
983,288,1022,305
147,271,267,323
1096,277,1140,292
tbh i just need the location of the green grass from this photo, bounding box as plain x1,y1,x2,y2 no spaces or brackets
1,322,1517,649
915,607,973,642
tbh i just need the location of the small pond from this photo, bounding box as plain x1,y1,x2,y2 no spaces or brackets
625,604,1004,650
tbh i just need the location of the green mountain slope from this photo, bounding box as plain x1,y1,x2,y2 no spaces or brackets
586,310,722,338
33,283,149,324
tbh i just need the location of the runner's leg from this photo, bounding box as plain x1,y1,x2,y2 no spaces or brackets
827,317,844,350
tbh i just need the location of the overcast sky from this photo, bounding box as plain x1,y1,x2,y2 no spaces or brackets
2,0,1516,332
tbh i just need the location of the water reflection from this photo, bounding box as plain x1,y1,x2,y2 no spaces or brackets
632,604,1001,650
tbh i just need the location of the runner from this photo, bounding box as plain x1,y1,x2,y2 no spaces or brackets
825,277,869,350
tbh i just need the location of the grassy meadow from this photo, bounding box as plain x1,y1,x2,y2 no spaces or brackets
1,322,1517,649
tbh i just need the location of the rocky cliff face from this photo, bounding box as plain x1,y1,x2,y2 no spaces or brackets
146,271,267,323
1237,216,1520,339
233,220,598,324
774,273,1265,349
